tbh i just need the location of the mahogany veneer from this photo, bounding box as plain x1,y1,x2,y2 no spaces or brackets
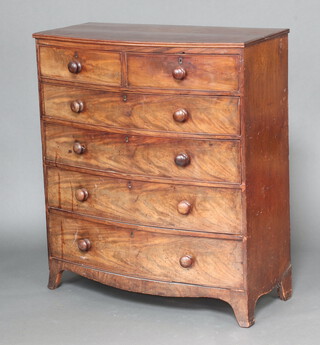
33,22,292,327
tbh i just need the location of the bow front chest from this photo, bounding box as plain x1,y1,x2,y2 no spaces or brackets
33,23,292,327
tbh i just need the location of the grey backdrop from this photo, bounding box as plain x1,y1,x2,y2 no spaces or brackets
1,1,319,344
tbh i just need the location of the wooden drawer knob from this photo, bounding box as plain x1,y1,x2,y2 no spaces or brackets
180,255,194,268
175,153,190,167
75,188,89,202
70,100,84,113
68,61,82,74
172,66,186,80
177,200,192,215
173,109,189,123
78,239,91,252
73,142,86,155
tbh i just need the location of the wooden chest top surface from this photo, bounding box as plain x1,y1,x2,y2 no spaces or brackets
33,22,289,47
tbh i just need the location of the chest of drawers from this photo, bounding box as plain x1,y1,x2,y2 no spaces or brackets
33,23,292,327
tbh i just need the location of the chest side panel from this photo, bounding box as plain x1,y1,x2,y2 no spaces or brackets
243,36,290,295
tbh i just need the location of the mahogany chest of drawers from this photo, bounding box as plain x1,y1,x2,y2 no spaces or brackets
33,23,292,327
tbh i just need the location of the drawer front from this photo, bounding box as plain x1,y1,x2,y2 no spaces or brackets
47,168,242,234
43,84,240,136
49,213,244,289
39,46,121,86
45,123,241,184
127,54,239,92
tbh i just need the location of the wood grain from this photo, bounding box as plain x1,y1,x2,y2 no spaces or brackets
47,167,242,234
277,266,292,301
39,46,121,85
243,36,291,298
45,123,241,184
33,23,289,47
37,40,243,58
45,159,244,189
127,53,239,91
49,208,243,240
42,83,240,136
48,213,244,289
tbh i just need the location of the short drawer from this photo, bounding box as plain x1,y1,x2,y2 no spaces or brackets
127,53,239,92
45,123,241,184
48,213,244,289
43,84,240,136
47,167,242,234
39,46,121,86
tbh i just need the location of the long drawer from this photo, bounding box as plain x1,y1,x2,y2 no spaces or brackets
45,123,241,184
42,84,240,136
49,213,244,289
47,167,242,234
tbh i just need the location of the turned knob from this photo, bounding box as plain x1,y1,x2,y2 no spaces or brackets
70,100,84,113
68,61,82,74
173,109,189,123
75,188,89,202
177,200,192,215
73,142,86,155
180,255,194,268
175,153,190,167
172,66,187,80
78,239,91,252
